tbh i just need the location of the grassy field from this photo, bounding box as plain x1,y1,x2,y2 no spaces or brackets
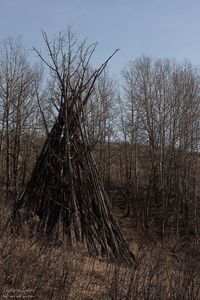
0,200,199,300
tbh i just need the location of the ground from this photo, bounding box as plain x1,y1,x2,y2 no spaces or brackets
0,199,199,299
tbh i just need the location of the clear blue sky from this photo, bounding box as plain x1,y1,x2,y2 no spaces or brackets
0,0,200,75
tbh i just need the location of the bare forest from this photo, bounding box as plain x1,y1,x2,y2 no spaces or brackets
0,31,199,299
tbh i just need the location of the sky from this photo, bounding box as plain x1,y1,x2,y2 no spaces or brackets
0,0,200,76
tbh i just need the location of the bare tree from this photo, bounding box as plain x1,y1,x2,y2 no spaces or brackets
121,56,200,237
85,70,116,190
0,37,43,203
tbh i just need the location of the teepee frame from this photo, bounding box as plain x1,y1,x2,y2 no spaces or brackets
12,30,135,264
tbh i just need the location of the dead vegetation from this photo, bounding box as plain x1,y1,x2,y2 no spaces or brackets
0,200,199,299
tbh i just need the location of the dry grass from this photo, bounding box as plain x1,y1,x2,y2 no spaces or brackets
0,202,199,299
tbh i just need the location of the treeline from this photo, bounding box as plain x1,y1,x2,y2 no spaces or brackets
0,32,199,238
119,57,200,238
